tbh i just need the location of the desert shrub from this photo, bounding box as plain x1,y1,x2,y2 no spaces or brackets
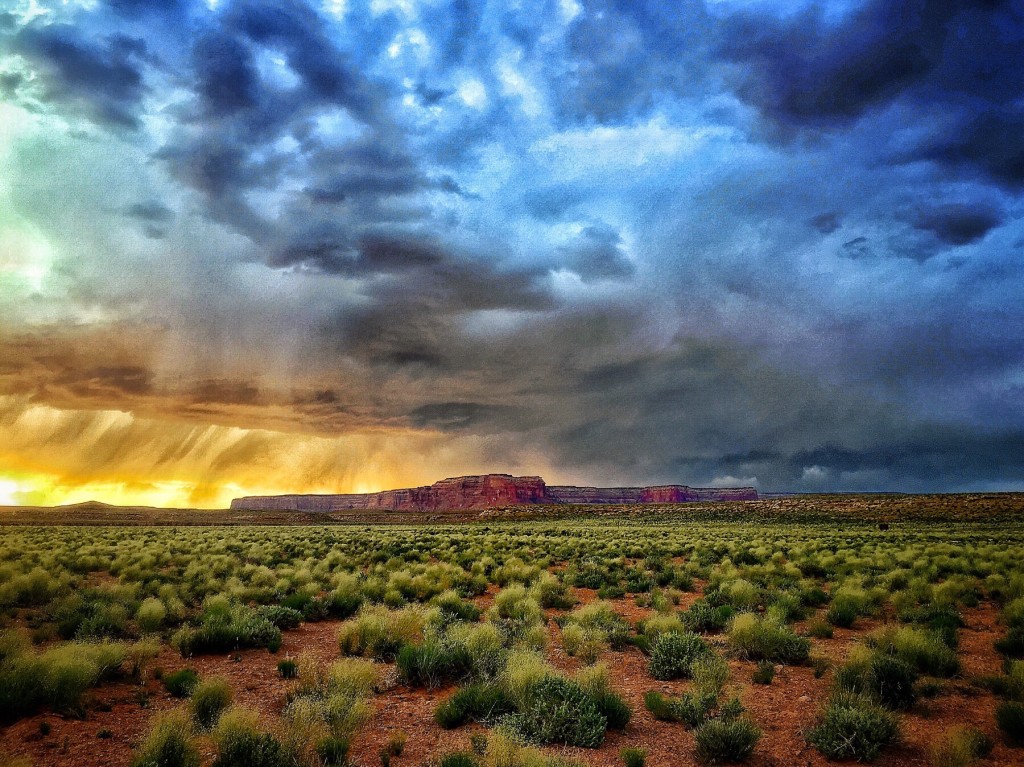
256,606,303,630
278,659,298,679
504,675,607,748
396,640,472,688
694,717,761,764
163,669,200,698
723,579,760,610
137,598,168,632
316,735,351,766
212,707,296,767
691,654,730,699
997,628,1024,659
752,660,775,685
562,602,630,650
640,613,685,639
338,606,423,660
130,709,199,767
189,676,233,730
530,572,575,609
487,586,543,642
285,657,375,746
682,600,735,634
385,731,407,756
866,626,959,677
0,635,129,718
997,701,1024,745
620,747,646,767
827,586,872,628
807,693,899,761
575,664,631,730
835,648,918,709
500,650,548,710
446,622,507,680
728,614,810,664
648,632,710,680
435,683,514,728
650,685,723,727
171,602,280,657
928,726,992,767
440,753,479,767
431,591,482,627
561,623,606,663
807,620,834,639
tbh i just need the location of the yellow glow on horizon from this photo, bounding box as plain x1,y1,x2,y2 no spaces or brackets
0,479,21,506
0,396,492,509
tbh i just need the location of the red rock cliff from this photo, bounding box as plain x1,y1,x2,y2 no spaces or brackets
231,474,756,511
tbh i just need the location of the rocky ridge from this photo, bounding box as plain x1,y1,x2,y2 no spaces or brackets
231,474,757,512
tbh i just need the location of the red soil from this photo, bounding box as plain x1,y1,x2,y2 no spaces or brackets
2,600,1021,767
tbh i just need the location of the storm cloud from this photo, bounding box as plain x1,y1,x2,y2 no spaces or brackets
1,0,1023,505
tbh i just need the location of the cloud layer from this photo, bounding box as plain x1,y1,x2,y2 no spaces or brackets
1,0,1023,504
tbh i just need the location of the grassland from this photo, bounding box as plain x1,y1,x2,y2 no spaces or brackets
1,494,1023,767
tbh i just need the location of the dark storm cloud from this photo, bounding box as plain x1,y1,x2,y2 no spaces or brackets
11,23,149,128
408,402,520,431
720,0,1024,188
557,223,634,281
125,200,175,223
5,0,1024,496
555,0,712,124
908,203,1003,246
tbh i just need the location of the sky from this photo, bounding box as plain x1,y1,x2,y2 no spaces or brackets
1,0,1023,507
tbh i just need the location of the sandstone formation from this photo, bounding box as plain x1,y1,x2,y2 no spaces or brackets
231,474,757,512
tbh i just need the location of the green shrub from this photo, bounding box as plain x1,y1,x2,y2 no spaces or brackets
396,640,473,688
431,591,482,626
866,626,959,677
928,726,993,767
137,598,167,632
807,693,899,761
694,717,761,764
163,669,200,698
256,606,303,630
997,628,1024,659
728,614,810,664
643,690,715,728
338,606,423,660
531,572,575,609
620,747,647,767
504,675,607,748
808,620,834,639
212,708,295,767
316,736,351,767
827,587,871,628
682,600,734,634
487,585,543,642
0,636,129,719
574,664,631,731
997,701,1024,745
438,752,479,767
835,649,918,710
189,676,233,730
130,710,199,767
648,632,710,680
278,659,298,679
752,660,775,685
385,731,406,756
435,683,513,728
171,603,281,657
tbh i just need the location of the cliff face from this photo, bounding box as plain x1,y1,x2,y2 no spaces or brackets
231,474,757,512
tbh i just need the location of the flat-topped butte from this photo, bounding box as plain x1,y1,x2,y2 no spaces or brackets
230,473,758,512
